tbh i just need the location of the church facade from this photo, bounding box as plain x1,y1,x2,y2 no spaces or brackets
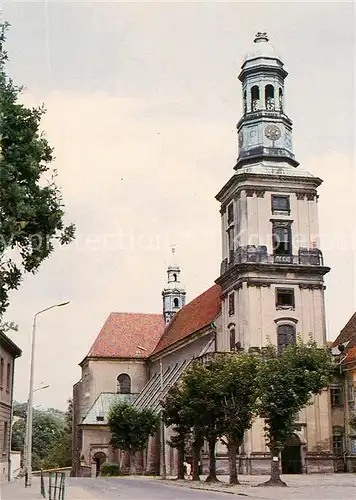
72,33,334,477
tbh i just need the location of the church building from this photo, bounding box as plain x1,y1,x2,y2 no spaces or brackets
72,32,334,477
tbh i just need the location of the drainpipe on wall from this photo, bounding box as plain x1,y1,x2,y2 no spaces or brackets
8,360,16,482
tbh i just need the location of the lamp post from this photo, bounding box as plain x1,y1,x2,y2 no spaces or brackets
25,302,69,487
136,346,166,479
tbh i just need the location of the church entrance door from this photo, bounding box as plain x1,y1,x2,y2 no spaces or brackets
281,434,302,474
93,452,107,477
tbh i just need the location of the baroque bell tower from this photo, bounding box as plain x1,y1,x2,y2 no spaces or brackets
215,32,333,469
162,246,186,324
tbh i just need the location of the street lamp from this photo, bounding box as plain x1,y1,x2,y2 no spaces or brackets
25,301,69,487
136,345,166,479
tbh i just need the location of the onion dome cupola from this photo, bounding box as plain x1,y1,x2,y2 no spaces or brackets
236,32,298,169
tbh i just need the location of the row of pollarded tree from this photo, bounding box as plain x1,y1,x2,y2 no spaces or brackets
162,340,334,487
108,339,334,487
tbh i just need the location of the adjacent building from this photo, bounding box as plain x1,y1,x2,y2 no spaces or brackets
0,332,22,482
73,32,335,476
331,313,356,472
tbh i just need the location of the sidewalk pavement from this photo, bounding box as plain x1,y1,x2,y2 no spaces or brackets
0,477,94,500
163,473,356,499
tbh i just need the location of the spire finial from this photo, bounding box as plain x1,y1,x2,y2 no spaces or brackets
171,244,177,255
254,32,269,43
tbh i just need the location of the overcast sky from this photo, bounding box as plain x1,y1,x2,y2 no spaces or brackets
2,0,355,410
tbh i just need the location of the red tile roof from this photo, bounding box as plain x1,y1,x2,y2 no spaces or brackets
151,284,221,356
345,346,356,364
84,313,164,361
333,312,356,350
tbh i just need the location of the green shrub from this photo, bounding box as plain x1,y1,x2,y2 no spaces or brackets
100,464,121,476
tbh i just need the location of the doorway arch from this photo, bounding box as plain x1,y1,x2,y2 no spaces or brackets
281,433,302,474
93,451,107,477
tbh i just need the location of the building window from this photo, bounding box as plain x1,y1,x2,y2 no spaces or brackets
331,387,343,407
272,221,292,262
3,421,8,454
117,373,131,394
276,288,295,310
265,84,275,110
279,88,283,111
271,195,290,215
277,324,296,354
332,433,343,456
229,329,236,351
251,85,260,111
173,298,179,308
96,416,104,422
6,363,11,391
0,358,3,387
227,227,235,263
173,273,177,282
228,293,235,316
227,203,234,225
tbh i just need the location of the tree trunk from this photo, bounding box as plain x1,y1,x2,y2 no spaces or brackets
227,441,240,485
177,442,185,480
130,450,137,475
258,454,287,487
206,438,219,483
191,435,203,481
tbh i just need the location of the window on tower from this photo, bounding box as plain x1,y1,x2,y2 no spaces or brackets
272,221,292,262
229,328,236,351
276,288,295,310
277,324,296,354
271,195,290,215
173,298,179,308
227,227,235,263
265,84,275,110
251,86,260,111
228,293,235,316
279,88,283,111
173,273,177,281
227,203,234,224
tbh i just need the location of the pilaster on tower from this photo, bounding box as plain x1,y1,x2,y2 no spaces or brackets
162,246,186,324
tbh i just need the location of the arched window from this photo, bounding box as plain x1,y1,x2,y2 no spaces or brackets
229,329,236,351
279,88,283,111
173,273,177,282
117,373,131,394
277,324,296,353
265,85,275,110
251,86,260,111
173,298,179,308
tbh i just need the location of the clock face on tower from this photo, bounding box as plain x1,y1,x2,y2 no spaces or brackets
265,124,281,141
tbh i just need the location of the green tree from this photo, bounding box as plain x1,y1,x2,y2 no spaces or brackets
162,383,192,480
216,353,259,485
256,340,334,486
11,417,26,451
44,398,72,468
180,360,225,483
0,23,75,317
108,402,159,474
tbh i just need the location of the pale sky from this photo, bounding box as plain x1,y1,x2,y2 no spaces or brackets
2,0,355,410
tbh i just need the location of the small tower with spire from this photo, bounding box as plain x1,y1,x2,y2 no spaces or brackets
162,245,186,324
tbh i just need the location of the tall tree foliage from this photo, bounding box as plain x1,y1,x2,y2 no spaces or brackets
161,383,191,480
108,402,159,474
256,341,334,486
0,23,75,317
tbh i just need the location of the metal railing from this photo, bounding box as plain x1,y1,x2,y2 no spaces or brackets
40,470,65,500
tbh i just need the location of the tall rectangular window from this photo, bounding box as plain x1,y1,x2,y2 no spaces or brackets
3,421,8,454
272,221,292,262
229,329,236,351
6,363,11,391
228,293,235,316
227,203,234,224
227,227,234,263
0,358,3,387
271,195,290,215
